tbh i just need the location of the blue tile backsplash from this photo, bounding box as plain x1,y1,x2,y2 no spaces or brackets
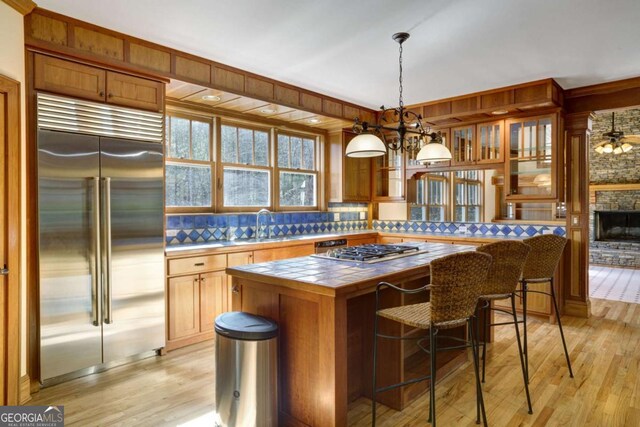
372,220,566,238
166,203,369,245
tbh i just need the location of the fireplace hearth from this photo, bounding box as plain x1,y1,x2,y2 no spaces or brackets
595,211,640,242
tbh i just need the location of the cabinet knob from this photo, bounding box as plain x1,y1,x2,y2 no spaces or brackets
99,91,105,97
232,285,240,294
193,278,198,284
107,93,113,98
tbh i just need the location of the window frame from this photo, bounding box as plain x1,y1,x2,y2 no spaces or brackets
216,120,274,212
409,172,450,222
274,130,320,211
453,170,484,222
164,112,215,213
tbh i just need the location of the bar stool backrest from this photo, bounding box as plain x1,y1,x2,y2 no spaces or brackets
522,235,568,280
430,251,492,329
476,241,531,296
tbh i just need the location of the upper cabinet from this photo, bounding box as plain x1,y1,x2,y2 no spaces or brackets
448,121,504,166
34,54,164,112
373,147,405,201
328,131,371,202
505,114,561,201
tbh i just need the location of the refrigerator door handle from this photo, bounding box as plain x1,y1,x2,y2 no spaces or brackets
103,177,113,324
92,177,102,327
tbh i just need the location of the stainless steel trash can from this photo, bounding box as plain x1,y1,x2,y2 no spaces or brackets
214,311,278,427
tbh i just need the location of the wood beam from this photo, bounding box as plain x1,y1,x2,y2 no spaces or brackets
1,0,36,15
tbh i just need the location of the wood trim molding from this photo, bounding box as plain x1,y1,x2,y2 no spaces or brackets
24,8,376,123
565,77,640,113
1,0,36,15
0,75,22,404
589,183,640,192
19,375,31,404
563,298,591,318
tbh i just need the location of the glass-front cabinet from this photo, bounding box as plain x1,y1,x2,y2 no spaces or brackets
505,114,560,201
373,147,405,201
477,121,504,164
451,125,475,165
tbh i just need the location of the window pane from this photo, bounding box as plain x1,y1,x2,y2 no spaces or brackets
429,207,444,222
165,163,211,207
302,138,314,170
191,120,210,161
238,128,253,165
279,172,316,206
416,179,425,205
223,167,270,207
255,131,269,166
291,137,302,169
468,206,480,222
455,183,465,205
454,206,465,222
221,125,237,163
277,135,289,167
410,206,426,221
170,117,189,159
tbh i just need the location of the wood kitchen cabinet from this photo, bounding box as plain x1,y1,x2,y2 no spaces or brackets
328,130,371,202
450,122,503,166
199,271,228,332
34,53,164,111
168,274,200,340
253,244,314,263
372,147,405,201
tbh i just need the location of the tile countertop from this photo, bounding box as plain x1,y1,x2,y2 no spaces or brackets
226,242,477,297
164,230,377,255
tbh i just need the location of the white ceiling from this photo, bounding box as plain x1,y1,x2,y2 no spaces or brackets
37,0,640,109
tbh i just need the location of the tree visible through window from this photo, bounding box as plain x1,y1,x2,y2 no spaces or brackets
410,173,448,221
277,133,318,208
454,170,482,222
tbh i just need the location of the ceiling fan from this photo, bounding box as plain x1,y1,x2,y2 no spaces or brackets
594,112,640,154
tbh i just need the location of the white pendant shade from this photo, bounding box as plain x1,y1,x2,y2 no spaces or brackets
594,145,605,154
416,141,452,163
345,133,387,158
603,143,614,153
621,142,633,152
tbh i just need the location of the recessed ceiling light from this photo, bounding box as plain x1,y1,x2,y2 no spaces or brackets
260,108,276,114
491,109,509,115
307,118,320,124
202,94,221,102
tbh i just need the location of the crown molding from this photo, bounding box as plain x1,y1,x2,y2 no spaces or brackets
1,0,36,15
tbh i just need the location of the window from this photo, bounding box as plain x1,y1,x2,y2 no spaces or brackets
276,133,318,208
409,173,448,221
454,170,482,222
220,123,271,208
165,115,213,209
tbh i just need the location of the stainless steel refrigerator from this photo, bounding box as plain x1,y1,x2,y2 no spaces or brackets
37,93,165,384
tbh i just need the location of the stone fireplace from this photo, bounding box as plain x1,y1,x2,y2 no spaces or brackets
589,109,640,267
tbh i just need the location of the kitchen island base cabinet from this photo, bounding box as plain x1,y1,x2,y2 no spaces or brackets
231,275,469,426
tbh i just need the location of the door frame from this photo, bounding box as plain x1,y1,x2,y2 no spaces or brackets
0,74,22,404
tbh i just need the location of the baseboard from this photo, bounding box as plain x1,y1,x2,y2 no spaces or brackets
19,374,31,404
564,299,591,318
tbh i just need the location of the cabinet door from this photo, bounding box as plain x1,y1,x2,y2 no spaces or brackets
199,271,227,332
505,115,558,201
227,251,253,310
106,71,164,111
343,132,371,202
373,147,405,201
168,275,200,340
451,125,475,165
34,54,106,102
477,121,504,164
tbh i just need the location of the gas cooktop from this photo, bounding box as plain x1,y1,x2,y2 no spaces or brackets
312,244,427,263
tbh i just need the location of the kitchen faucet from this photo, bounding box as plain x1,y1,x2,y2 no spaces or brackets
256,208,274,240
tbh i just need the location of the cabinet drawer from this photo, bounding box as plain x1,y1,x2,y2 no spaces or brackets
168,254,226,275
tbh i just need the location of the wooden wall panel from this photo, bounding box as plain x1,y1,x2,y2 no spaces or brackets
343,105,359,120
514,83,548,104
359,110,376,124
246,77,274,100
73,27,124,61
480,90,513,110
212,66,245,93
128,43,171,73
174,56,210,84
451,96,477,114
28,13,67,45
301,93,323,112
274,85,299,106
323,99,343,117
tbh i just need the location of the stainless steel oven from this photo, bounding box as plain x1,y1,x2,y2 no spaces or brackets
314,239,348,254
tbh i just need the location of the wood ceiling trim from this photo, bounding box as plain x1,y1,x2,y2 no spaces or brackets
24,7,377,122
1,0,36,15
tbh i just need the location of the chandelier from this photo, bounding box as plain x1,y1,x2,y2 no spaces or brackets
345,32,451,163
594,112,639,154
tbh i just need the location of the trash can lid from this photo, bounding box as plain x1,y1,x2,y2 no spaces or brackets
215,311,278,341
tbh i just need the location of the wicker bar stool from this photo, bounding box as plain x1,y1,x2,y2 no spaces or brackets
520,234,573,383
371,252,492,427
476,241,533,414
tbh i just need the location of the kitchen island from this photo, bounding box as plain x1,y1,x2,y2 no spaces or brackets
226,242,478,427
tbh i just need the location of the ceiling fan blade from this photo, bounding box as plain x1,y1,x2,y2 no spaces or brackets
621,135,640,143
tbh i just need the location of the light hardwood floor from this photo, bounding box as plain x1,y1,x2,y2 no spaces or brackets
29,297,640,426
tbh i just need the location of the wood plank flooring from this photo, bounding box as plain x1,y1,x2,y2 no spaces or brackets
28,297,640,426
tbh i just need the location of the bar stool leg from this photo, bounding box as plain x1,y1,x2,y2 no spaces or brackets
481,304,489,383
522,280,529,384
429,327,437,426
511,294,533,414
371,314,379,426
469,318,487,426
550,278,574,378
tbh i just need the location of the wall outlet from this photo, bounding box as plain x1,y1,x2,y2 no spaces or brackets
458,225,468,234
333,213,340,221
359,211,366,220
542,229,554,235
